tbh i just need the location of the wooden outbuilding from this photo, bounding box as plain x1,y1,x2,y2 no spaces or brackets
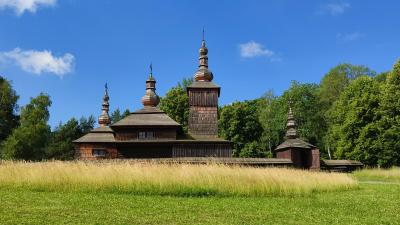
275,105,320,170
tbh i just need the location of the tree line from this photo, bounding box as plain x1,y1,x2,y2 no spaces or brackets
0,79,129,160
1,60,399,167
160,60,400,167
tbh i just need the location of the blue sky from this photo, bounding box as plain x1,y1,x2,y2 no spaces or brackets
0,0,399,128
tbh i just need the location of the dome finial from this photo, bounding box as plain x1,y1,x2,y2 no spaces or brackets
146,63,156,81
201,27,206,47
150,63,153,74
286,97,297,139
98,83,111,127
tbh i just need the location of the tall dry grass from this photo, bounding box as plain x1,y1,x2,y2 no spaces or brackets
0,161,357,196
354,167,400,182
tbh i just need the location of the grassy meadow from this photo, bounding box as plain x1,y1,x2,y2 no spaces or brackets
0,161,399,225
0,161,357,196
354,167,400,182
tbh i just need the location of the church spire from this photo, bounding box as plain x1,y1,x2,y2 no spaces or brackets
141,64,160,107
98,83,111,127
285,99,298,139
194,29,213,82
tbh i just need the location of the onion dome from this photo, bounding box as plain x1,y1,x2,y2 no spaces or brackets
141,64,160,107
285,101,298,139
98,83,111,127
194,32,213,82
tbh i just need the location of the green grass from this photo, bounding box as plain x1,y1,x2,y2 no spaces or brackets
0,163,399,224
354,167,400,182
0,183,398,225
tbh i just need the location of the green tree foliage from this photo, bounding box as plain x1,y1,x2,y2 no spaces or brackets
159,78,193,133
318,64,376,158
219,100,264,156
239,141,270,158
319,64,376,108
110,108,130,123
327,76,381,165
375,60,400,167
44,117,96,160
79,115,96,134
45,118,80,160
325,60,400,167
258,90,286,154
1,93,51,160
0,76,19,144
283,82,325,147
374,71,389,83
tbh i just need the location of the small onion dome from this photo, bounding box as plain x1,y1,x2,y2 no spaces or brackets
98,113,111,126
141,89,160,107
141,73,160,107
199,40,208,55
194,67,214,82
194,40,214,82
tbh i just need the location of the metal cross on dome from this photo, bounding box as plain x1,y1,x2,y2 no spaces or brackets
150,63,153,75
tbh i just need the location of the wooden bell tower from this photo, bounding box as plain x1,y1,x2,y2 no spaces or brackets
187,38,220,139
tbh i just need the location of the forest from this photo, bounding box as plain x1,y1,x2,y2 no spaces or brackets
1,60,399,167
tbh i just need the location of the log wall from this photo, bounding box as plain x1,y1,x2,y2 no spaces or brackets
188,88,219,138
310,148,320,170
172,143,232,157
75,143,118,160
276,150,291,160
276,148,320,170
188,89,218,107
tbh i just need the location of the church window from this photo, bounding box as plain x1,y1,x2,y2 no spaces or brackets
138,131,155,139
139,132,146,139
92,149,107,157
146,131,154,139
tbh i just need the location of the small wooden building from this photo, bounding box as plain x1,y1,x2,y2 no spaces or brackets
74,39,232,159
275,105,320,170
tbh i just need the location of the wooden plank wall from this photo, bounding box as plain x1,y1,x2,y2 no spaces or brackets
188,107,218,137
115,128,176,141
188,89,218,107
188,89,219,137
172,143,232,158
75,143,118,160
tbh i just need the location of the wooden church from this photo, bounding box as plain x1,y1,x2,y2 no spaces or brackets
74,39,232,159
73,36,362,171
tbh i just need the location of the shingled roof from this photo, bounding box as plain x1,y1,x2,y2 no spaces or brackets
111,107,181,127
187,81,220,96
73,126,115,143
275,138,315,151
188,81,220,89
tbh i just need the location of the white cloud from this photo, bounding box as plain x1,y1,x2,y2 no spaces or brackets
239,41,277,61
337,32,365,42
321,3,350,15
0,48,74,77
0,0,56,15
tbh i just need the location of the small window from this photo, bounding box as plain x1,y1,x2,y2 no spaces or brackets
93,149,107,157
138,131,155,139
146,131,154,139
139,132,146,139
